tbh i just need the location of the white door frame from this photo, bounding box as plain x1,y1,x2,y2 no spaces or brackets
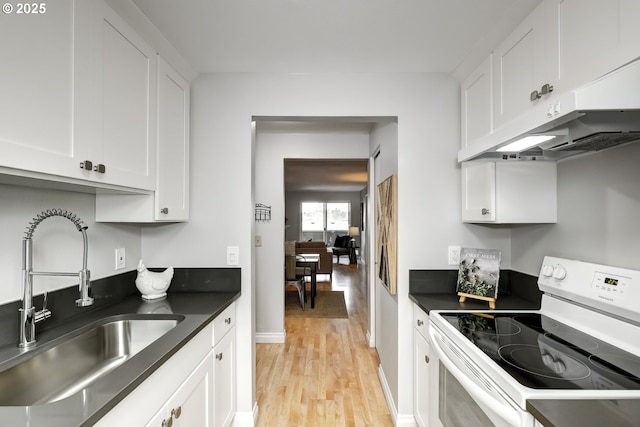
367,149,379,348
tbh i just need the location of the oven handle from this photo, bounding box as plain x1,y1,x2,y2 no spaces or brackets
429,326,521,427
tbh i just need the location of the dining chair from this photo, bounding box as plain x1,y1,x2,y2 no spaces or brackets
285,254,307,310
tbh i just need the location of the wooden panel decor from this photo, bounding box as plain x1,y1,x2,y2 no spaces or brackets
376,174,397,295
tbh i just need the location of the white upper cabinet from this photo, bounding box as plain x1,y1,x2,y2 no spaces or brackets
0,1,88,179
89,0,157,190
95,56,190,223
462,0,640,159
0,0,159,191
556,0,640,93
461,55,493,148
156,57,190,221
492,1,555,129
461,161,557,224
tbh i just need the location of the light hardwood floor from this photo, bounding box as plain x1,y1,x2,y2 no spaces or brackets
256,259,394,427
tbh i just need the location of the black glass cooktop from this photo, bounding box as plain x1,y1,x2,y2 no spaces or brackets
441,312,640,390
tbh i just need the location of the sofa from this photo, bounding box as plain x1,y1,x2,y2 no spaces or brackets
294,241,333,278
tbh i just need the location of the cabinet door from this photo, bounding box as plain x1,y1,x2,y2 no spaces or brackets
156,56,190,221
461,162,495,222
556,0,640,93
414,329,431,427
90,0,157,190
461,56,493,148
0,0,89,179
213,329,235,427
146,351,214,427
492,2,549,129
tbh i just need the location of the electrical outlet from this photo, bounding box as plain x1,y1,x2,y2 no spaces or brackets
255,235,262,247
115,248,126,270
448,245,461,265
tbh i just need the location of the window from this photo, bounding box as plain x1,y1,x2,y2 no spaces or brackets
301,201,350,243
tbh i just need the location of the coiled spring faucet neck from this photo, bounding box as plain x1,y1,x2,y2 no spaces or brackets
19,209,93,348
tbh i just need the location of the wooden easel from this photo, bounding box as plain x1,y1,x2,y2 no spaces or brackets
458,292,496,309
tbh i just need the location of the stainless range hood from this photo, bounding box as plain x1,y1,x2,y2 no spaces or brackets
458,59,640,162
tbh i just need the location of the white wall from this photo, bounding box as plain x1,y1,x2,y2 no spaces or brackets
0,184,142,304
370,120,401,412
137,71,512,423
511,142,640,275
254,127,369,339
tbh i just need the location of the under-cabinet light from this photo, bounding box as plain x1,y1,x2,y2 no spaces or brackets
497,135,555,152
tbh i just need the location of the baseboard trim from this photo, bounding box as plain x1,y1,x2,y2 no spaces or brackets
378,364,417,427
230,403,258,427
255,331,285,343
378,364,397,421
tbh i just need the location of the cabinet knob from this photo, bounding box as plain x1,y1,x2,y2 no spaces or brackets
171,406,182,419
481,208,490,215
225,317,232,324
530,90,541,101
93,163,106,173
216,353,223,361
160,208,169,214
416,319,423,326
162,417,173,427
425,355,430,364
79,160,93,170
540,83,554,95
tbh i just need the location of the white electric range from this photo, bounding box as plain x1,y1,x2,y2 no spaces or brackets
428,256,640,427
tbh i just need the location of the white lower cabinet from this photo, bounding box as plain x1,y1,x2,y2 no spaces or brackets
414,305,430,427
146,351,214,427
213,329,235,427
95,302,236,427
212,303,236,427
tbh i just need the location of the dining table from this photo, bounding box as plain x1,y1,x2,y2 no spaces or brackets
296,253,320,308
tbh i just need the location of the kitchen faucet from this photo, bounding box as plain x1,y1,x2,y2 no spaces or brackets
19,209,94,348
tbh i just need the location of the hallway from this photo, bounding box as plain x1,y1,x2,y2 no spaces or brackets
256,260,394,427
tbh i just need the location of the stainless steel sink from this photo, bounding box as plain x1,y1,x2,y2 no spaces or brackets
0,316,182,406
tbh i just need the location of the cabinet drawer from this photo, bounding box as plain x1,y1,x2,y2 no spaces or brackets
213,303,235,346
413,304,429,340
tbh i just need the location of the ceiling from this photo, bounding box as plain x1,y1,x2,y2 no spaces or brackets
129,0,541,192
131,0,541,76
284,159,369,193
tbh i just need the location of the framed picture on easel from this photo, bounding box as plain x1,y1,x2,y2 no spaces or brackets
456,247,501,308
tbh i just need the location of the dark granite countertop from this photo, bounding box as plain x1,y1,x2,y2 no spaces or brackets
409,292,541,313
408,268,542,313
527,399,640,427
0,268,240,427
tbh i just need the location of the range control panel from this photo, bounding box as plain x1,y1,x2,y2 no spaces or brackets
538,256,640,322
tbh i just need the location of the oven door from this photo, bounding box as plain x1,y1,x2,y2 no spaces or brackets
428,324,534,427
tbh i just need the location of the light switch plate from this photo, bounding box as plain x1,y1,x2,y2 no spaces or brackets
227,246,239,265
115,248,126,270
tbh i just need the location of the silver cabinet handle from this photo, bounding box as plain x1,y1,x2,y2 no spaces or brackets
530,90,541,101
416,319,424,326
531,83,554,101
79,160,93,170
93,163,106,173
160,208,169,214
171,406,182,419
216,353,223,361
425,355,430,364
481,208,490,215
225,317,232,324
